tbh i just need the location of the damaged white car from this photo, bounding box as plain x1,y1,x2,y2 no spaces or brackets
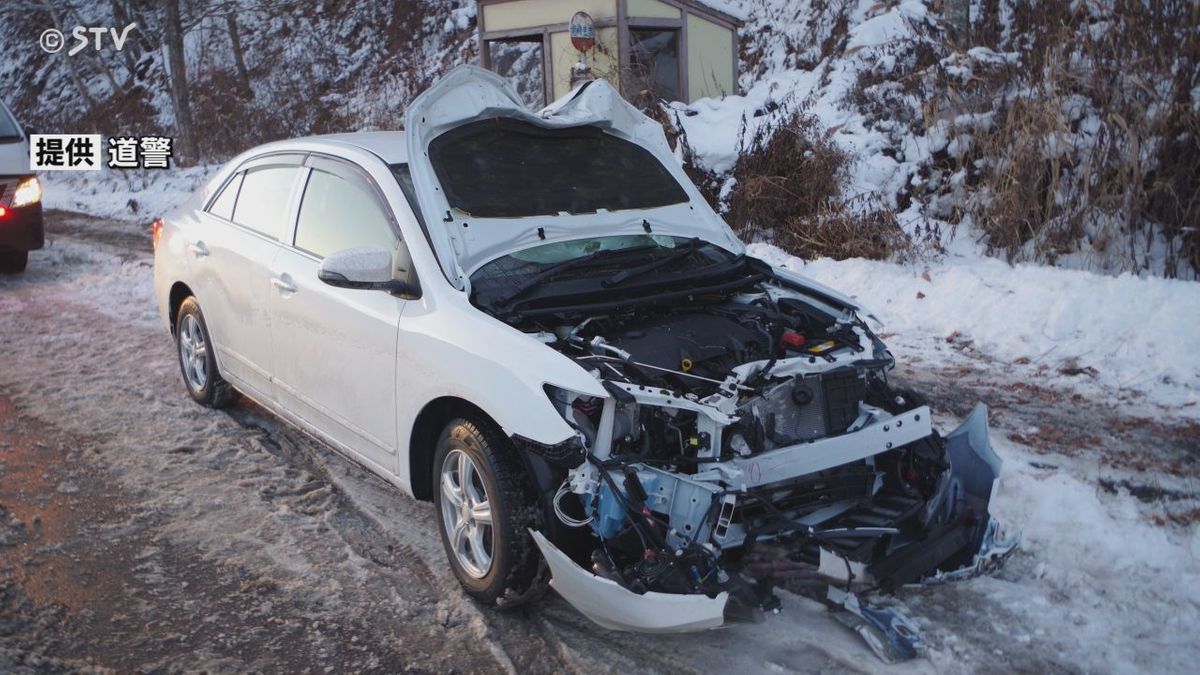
154,66,1015,659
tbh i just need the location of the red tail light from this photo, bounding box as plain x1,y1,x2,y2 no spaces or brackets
151,218,164,251
0,206,7,218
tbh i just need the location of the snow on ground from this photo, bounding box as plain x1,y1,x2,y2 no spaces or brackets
910,427,1200,674
7,0,1196,670
752,243,1200,417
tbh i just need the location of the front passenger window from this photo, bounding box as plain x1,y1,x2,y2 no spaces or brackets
294,169,396,258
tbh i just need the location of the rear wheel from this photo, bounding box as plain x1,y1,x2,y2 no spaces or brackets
433,416,545,606
0,251,28,274
175,297,239,408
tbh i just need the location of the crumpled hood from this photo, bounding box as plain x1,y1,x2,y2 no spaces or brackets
403,65,744,291
0,139,30,175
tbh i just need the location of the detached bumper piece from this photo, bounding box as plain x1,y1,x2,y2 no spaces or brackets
827,586,923,664
875,403,1019,588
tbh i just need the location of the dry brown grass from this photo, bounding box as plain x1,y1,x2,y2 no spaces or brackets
774,200,912,261
941,0,1200,277
721,102,912,261
726,104,849,229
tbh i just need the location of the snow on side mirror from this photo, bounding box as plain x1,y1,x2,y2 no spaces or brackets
318,244,420,298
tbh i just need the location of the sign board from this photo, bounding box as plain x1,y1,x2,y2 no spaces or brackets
569,11,596,52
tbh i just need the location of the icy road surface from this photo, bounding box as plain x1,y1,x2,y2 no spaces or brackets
1,211,1198,673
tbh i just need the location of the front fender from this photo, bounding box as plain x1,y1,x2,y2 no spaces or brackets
394,293,606,487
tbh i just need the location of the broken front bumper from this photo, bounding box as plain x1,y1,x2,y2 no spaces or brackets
532,530,729,632
532,404,1018,638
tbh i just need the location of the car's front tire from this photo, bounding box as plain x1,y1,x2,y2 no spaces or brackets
433,416,545,606
0,251,28,274
175,297,239,408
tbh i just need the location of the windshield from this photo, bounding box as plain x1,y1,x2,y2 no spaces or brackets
428,118,689,218
0,103,21,141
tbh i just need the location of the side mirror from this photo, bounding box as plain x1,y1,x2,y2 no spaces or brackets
22,125,36,138
318,244,421,299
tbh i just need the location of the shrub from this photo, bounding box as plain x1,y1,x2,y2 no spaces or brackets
721,101,911,261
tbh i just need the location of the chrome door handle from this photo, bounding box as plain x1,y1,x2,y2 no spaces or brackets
271,276,297,293
188,241,209,257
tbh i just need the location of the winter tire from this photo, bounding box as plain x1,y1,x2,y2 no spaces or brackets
0,251,28,274
175,296,239,408
433,416,545,606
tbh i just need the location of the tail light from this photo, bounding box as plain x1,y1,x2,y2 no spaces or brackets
0,206,7,218
152,218,164,251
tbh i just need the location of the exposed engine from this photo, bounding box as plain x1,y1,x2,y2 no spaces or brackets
501,271,1015,650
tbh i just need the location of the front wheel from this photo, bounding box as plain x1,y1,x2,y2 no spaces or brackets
433,416,545,606
175,297,239,408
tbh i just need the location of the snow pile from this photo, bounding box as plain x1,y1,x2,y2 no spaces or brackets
444,4,477,33
41,165,220,222
912,432,1200,673
678,1,945,240
11,200,1199,672
752,243,1200,413
677,0,1198,279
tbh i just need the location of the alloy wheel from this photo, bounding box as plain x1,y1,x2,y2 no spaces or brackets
178,313,208,391
439,448,494,578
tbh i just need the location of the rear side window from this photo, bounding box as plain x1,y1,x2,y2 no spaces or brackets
232,166,301,240
294,169,395,258
206,172,243,220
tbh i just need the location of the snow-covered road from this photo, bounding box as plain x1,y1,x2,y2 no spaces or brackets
1,211,1197,673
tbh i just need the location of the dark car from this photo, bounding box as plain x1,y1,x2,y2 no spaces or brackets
0,100,43,274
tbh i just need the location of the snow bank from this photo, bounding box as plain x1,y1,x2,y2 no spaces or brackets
20,170,1200,674
677,0,933,204
915,434,1200,674
753,243,1200,414
41,165,220,223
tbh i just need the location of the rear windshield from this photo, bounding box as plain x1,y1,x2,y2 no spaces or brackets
428,118,689,218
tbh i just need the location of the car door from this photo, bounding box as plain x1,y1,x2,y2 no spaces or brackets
268,155,405,473
190,154,305,399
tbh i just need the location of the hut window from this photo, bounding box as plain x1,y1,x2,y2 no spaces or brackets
486,37,546,108
629,29,680,102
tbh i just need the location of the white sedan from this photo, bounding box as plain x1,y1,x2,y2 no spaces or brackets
153,66,1013,654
